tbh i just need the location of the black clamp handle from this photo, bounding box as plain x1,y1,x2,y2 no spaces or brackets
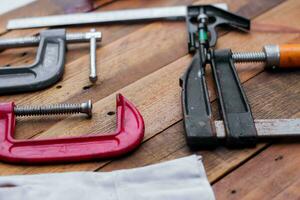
211,49,257,147
180,51,215,148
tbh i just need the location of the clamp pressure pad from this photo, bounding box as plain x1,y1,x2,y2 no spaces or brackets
0,29,66,94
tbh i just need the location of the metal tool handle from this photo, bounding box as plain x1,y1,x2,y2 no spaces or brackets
0,94,144,164
211,49,257,147
277,44,300,68
180,52,215,148
89,29,98,82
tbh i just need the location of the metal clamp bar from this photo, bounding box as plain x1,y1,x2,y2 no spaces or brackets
215,119,300,139
7,4,228,29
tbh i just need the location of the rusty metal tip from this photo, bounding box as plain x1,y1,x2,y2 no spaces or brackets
89,75,98,83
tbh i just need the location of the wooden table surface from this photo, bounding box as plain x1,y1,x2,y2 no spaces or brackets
0,0,299,199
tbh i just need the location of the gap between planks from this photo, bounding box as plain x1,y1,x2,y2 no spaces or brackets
0,0,292,178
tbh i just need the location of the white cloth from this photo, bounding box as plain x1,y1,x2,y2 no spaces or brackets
0,155,215,200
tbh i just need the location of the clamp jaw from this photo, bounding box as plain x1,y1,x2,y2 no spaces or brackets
180,5,251,148
0,94,144,164
211,49,257,147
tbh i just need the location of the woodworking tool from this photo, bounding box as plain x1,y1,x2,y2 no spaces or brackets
178,6,252,148
176,7,300,148
6,4,228,29
0,29,101,94
207,48,300,148
0,94,144,164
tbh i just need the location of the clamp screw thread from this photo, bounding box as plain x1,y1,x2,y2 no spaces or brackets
232,52,266,63
232,45,280,68
14,100,92,118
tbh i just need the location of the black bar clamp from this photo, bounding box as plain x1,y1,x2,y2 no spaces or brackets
180,5,253,148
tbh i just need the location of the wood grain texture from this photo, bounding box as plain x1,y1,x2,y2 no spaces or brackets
99,48,300,181
0,0,114,34
213,144,300,200
0,0,259,140
0,1,299,200
0,0,287,172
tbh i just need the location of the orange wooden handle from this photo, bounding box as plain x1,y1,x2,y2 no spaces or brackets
279,44,300,68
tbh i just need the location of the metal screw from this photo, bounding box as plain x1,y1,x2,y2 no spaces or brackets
14,100,92,118
232,51,266,63
232,44,280,69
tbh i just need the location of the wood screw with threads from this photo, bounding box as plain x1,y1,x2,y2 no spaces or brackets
14,100,92,118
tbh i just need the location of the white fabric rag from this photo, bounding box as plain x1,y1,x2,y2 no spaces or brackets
0,155,215,200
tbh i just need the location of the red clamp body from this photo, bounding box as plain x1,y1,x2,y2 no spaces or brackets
0,94,144,164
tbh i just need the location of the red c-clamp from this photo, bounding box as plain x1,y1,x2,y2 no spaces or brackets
0,94,144,164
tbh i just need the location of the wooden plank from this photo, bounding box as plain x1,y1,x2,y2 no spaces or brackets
213,144,300,200
0,0,204,96
273,179,300,200
0,12,291,178
95,0,300,178
98,60,300,181
0,0,283,68
0,0,115,34
0,0,289,179
12,0,287,142
0,0,280,77
0,0,119,77
1,0,282,140
0,0,213,65
0,0,284,110
0,0,262,175
0,0,153,71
